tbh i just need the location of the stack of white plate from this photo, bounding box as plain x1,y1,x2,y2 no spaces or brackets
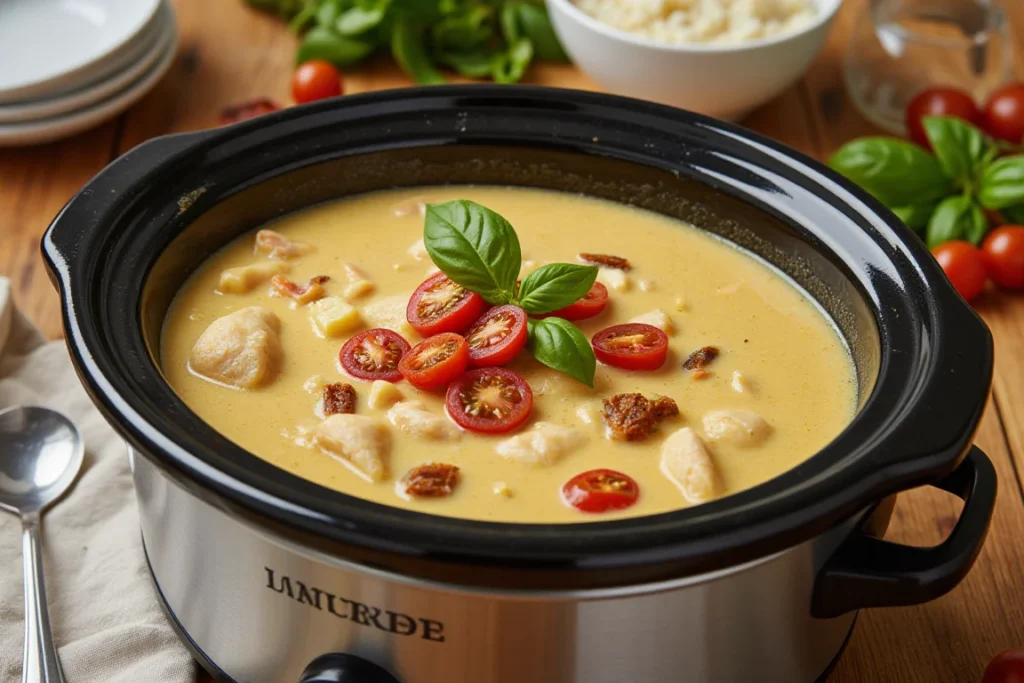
0,0,178,147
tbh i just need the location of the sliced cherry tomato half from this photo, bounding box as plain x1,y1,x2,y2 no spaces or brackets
398,333,469,391
339,328,411,382
537,281,609,321
562,469,640,513
592,323,669,371
406,272,486,337
445,367,533,434
464,305,528,368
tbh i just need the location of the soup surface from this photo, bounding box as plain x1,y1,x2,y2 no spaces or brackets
161,186,856,523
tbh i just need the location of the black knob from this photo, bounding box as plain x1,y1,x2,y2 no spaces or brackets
299,653,400,683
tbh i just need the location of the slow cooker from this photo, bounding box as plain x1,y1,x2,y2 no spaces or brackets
42,86,996,683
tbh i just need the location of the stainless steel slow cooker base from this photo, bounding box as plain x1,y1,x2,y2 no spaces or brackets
133,450,862,683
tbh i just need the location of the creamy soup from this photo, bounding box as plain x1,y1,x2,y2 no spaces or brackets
161,186,856,523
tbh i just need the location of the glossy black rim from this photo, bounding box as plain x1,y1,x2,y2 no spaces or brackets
43,86,993,588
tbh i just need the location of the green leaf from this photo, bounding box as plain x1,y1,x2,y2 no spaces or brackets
527,317,596,387
391,18,446,85
500,2,521,43
316,0,344,27
424,200,522,303
337,3,387,35
432,6,493,51
515,3,568,62
288,1,320,33
296,26,376,66
436,49,494,78
979,156,1024,209
923,116,995,187
891,202,938,231
517,263,598,314
926,195,988,248
492,37,533,84
828,138,954,208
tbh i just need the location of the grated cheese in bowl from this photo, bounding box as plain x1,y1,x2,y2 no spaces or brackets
574,0,817,45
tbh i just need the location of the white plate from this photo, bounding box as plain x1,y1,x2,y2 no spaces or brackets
0,3,173,124
0,0,162,104
0,16,177,147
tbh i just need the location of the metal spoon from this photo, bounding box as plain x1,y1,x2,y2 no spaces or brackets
0,406,84,683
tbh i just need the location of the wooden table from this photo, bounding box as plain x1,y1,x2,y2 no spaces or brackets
3,1,1024,681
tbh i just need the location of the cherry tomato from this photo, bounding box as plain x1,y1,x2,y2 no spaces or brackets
291,59,343,104
445,367,533,434
562,469,640,513
983,84,1024,144
932,241,988,301
339,328,411,382
398,333,469,391
982,226,1024,289
905,88,980,149
406,272,486,337
219,98,281,125
983,648,1024,683
537,282,609,321
592,323,669,371
464,305,528,368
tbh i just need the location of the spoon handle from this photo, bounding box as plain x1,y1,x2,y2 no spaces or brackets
21,512,65,683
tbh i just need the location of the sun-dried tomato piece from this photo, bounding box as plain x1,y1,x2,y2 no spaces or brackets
602,393,677,441
321,383,356,416
402,463,460,498
683,346,720,376
220,98,281,126
579,252,631,270
269,274,329,304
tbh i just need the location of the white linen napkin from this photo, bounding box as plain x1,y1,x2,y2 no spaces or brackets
0,277,195,683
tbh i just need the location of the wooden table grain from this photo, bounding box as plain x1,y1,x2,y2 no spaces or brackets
2,1,1024,681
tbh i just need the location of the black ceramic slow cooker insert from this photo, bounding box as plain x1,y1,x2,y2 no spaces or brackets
43,87,995,683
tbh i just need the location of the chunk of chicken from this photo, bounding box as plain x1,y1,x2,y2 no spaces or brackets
702,410,771,446
217,262,290,295
368,380,404,410
660,427,724,504
314,414,391,482
387,401,461,440
341,263,376,301
189,307,281,389
495,422,585,466
254,229,311,260
597,267,631,292
362,293,417,338
309,297,362,338
629,309,676,335
731,371,755,394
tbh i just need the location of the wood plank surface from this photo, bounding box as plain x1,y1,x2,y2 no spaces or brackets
2,0,1023,681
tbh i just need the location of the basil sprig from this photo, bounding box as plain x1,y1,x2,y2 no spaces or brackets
423,200,598,386
830,115,1024,247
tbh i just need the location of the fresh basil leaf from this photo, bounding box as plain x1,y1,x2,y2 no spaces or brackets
424,200,522,303
515,3,568,62
923,116,995,187
891,202,937,231
517,263,598,314
926,195,988,248
500,2,521,43
392,18,446,85
979,156,1024,209
288,1,320,33
492,37,533,84
316,0,344,27
436,49,494,78
1002,203,1024,224
828,138,954,208
337,4,386,35
296,26,375,66
432,6,492,51
527,317,596,387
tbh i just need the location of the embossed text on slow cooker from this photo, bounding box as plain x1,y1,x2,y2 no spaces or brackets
264,567,445,642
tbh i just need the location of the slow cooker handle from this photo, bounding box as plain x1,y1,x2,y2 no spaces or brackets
811,445,996,619
298,654,401,683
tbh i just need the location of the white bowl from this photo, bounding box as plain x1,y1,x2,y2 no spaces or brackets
546,0,843,121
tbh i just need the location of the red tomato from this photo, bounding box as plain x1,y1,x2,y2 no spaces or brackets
398,333,469,391
982,226,1024,289
562,469,640,513
445,367,533,434
339,329,411,382
982,84,1024,144
464,305,528,368
932,241,988,301
983,649,1024,683
537,282,609,321
291,60,343,104
905,88,980,149
592,323,669,371
219,98,281,125
406,273,486,337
